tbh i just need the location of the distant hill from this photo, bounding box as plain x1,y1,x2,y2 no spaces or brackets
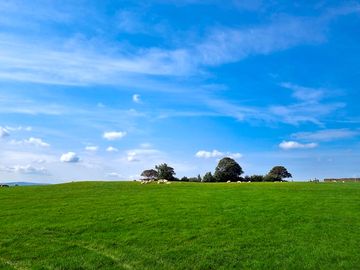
2,182,50,186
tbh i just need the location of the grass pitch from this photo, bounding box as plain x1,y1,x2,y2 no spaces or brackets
1,181,360,269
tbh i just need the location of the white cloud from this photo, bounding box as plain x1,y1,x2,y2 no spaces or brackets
279,141,318,150
10,137,50,147
60,152,80,163
132,94,141,103
103,131,127,141
195,150,243,159
292,129,359,142
85,146,99,152
106,146,119,152
1,164,48,175
0,126,9,138
195,150,224,158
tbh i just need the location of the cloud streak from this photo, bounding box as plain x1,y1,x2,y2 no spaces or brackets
292,129,359,142
0,3,358,87
1,164,48,175
10,137,50,147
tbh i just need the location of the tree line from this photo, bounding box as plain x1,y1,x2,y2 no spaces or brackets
141,157,292,182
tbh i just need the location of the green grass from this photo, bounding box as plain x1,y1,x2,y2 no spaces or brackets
1,182,360,270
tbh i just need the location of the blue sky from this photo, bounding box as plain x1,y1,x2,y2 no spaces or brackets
1,0,360,183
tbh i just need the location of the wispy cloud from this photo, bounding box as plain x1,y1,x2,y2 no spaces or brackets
0,3,358,87
268,102,344,126
292,129,359,142
205,82,344,126
10,137,50,147
1,164,48,175
195,15,326,66
280,83,325,103
5,126,32,132
0,34,194,86
126,148,163,163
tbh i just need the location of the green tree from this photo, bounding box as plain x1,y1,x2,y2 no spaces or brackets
250,175,264,182
180,176,189,182
267,166,292,181
155,163,176,181
140,169,158,180
202,172,215,182
214,157,244,182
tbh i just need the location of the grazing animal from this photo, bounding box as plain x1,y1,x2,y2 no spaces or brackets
157,179,169,184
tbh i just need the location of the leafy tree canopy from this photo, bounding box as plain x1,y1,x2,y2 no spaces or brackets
214,157,243,182
141,169,158,180
155,163,176,181
202,172,216,182
267,166,292,181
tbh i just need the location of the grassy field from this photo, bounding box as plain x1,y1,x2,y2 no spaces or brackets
1,182,360,270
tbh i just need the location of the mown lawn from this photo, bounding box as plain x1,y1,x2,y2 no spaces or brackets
1,182,360,269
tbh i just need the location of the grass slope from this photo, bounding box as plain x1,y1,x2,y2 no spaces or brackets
1,182,360,270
